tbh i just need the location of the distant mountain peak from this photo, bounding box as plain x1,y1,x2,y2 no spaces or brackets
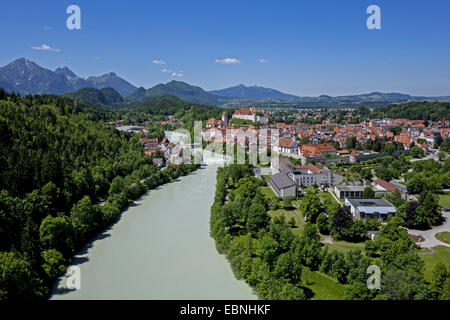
55,66,79,80
0,58,137,96
209,84,299,100
127,80,223,105
9,58,38,69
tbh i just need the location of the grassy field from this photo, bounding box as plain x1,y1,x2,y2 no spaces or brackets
260,187,278,200
324,240,365,253
435,232,450,244
421,246,450,281
439,194,450,208
319,191,342,211
267,208,304,236
302,268,347,300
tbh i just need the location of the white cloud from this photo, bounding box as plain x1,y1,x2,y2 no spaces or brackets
214,58,240,64
95,56,101,60
43,26,51,30
162,68,182,77
152,59,166,65
31,44,60,52
259,58,269,63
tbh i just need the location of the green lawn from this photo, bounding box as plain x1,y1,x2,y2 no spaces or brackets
318,191,332,203
435,232,450,244
439,194,450,208
260,187,278,200
319,191,342,211
421,246,450,281
324,240,365,253
267,208,304,236
302,268,347,300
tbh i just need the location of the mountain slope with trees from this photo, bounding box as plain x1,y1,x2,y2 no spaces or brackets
0,91,198,300
64,87,124,106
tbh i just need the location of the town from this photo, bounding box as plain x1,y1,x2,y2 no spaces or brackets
107,103,450,246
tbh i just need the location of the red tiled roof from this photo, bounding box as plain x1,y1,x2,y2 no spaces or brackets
374,179,403,193
279,137,296,148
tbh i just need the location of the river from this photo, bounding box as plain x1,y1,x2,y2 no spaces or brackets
49,163,256,300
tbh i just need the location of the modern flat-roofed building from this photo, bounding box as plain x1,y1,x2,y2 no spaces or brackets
334,185,366,199
345,198,396,220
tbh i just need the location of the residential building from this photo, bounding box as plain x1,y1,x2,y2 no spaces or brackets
299,143,337,158
277,137,298,155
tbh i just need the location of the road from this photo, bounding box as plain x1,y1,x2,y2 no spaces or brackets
410,153,439,162
406,212,450,248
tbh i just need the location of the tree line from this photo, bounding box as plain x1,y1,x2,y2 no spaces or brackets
209,164,448,300
0,91,199,300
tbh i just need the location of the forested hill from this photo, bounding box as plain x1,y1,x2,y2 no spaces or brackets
360,101,450,121
0,93,147,199
0,91,150,299
64,87,124,107
0,90,204,300
122,95,225,135
123,94,223,119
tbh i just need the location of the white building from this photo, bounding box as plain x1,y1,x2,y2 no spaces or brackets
292,163,344,188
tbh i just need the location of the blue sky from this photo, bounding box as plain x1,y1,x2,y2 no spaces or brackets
1,0,449,96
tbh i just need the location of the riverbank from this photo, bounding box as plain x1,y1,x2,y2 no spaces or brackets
49,164,256,299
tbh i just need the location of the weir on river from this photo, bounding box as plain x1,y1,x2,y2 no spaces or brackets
49,160,256,300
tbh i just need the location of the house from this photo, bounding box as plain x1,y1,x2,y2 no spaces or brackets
277,137,298,155
345,198,396,220
374,178,409,201
299,143,337,159
206,117,225,128
334,185,367,199
269,172,296,198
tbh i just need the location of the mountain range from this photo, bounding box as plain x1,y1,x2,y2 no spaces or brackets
209,84,298,99
0,58,137,96
1,58,449,107
127,80,225,105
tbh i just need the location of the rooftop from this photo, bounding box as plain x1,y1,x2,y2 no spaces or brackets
270,172,296,190
346,198,395,208
335,185,366,192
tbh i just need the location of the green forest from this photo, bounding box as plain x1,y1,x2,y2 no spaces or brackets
0,91,199,300
354,101,450,121
210,164,450,300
